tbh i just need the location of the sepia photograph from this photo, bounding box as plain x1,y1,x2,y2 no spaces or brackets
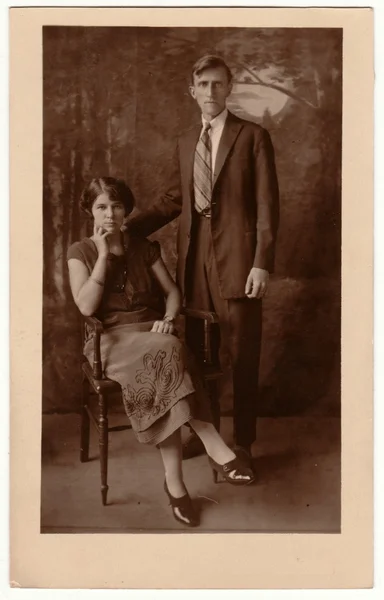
9,5,374,590
41,24,342,534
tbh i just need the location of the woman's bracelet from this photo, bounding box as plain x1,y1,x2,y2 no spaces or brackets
163,315,176,324
90,276,105,287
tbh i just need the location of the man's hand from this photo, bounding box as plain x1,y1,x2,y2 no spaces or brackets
245,267,269,299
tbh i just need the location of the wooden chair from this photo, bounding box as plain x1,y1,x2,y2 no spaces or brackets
80,309,221,506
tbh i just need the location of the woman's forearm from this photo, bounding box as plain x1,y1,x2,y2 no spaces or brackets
164,286,182,319
76,255,108,316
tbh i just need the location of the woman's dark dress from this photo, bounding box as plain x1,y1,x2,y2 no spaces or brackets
67,236,212,445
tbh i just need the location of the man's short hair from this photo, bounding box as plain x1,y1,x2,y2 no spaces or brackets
191,54,233,84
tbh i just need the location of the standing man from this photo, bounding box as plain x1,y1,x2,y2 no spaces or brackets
127,55,279,468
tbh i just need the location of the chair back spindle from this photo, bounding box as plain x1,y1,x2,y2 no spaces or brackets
93,329,102,379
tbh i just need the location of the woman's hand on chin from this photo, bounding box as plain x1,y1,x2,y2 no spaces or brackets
92,224,110,257
151,320,176,335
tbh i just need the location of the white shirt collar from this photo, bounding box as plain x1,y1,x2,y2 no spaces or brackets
202,108,228,131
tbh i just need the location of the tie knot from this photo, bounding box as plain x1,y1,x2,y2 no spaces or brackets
203,122,211,133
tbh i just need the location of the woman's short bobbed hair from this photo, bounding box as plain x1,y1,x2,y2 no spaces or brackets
80,177,135,217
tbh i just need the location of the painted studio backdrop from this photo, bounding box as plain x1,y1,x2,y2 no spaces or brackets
43,27,342,416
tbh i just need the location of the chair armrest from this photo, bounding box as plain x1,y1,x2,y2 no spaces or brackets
181,307,220,367
83,316,104,379
181,307,219,324
84,315,104,334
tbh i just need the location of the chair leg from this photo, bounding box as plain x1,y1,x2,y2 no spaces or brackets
98,393,109,506
209,381,221,484
80,375,90,463
209,380,221,434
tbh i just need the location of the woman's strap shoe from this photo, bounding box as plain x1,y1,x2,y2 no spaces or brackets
208,456,255,486
164,480,200,527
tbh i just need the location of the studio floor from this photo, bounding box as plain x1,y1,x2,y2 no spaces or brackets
40,413,341,534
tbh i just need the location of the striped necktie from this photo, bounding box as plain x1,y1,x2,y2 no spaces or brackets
194,122,212,215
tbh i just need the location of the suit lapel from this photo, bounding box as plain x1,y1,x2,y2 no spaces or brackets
182,123,201,199
182,112,243,192
213,112,243,187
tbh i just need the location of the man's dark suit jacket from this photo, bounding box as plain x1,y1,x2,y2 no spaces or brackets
128,111,280,300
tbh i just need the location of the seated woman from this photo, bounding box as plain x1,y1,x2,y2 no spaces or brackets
67,176,254,528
